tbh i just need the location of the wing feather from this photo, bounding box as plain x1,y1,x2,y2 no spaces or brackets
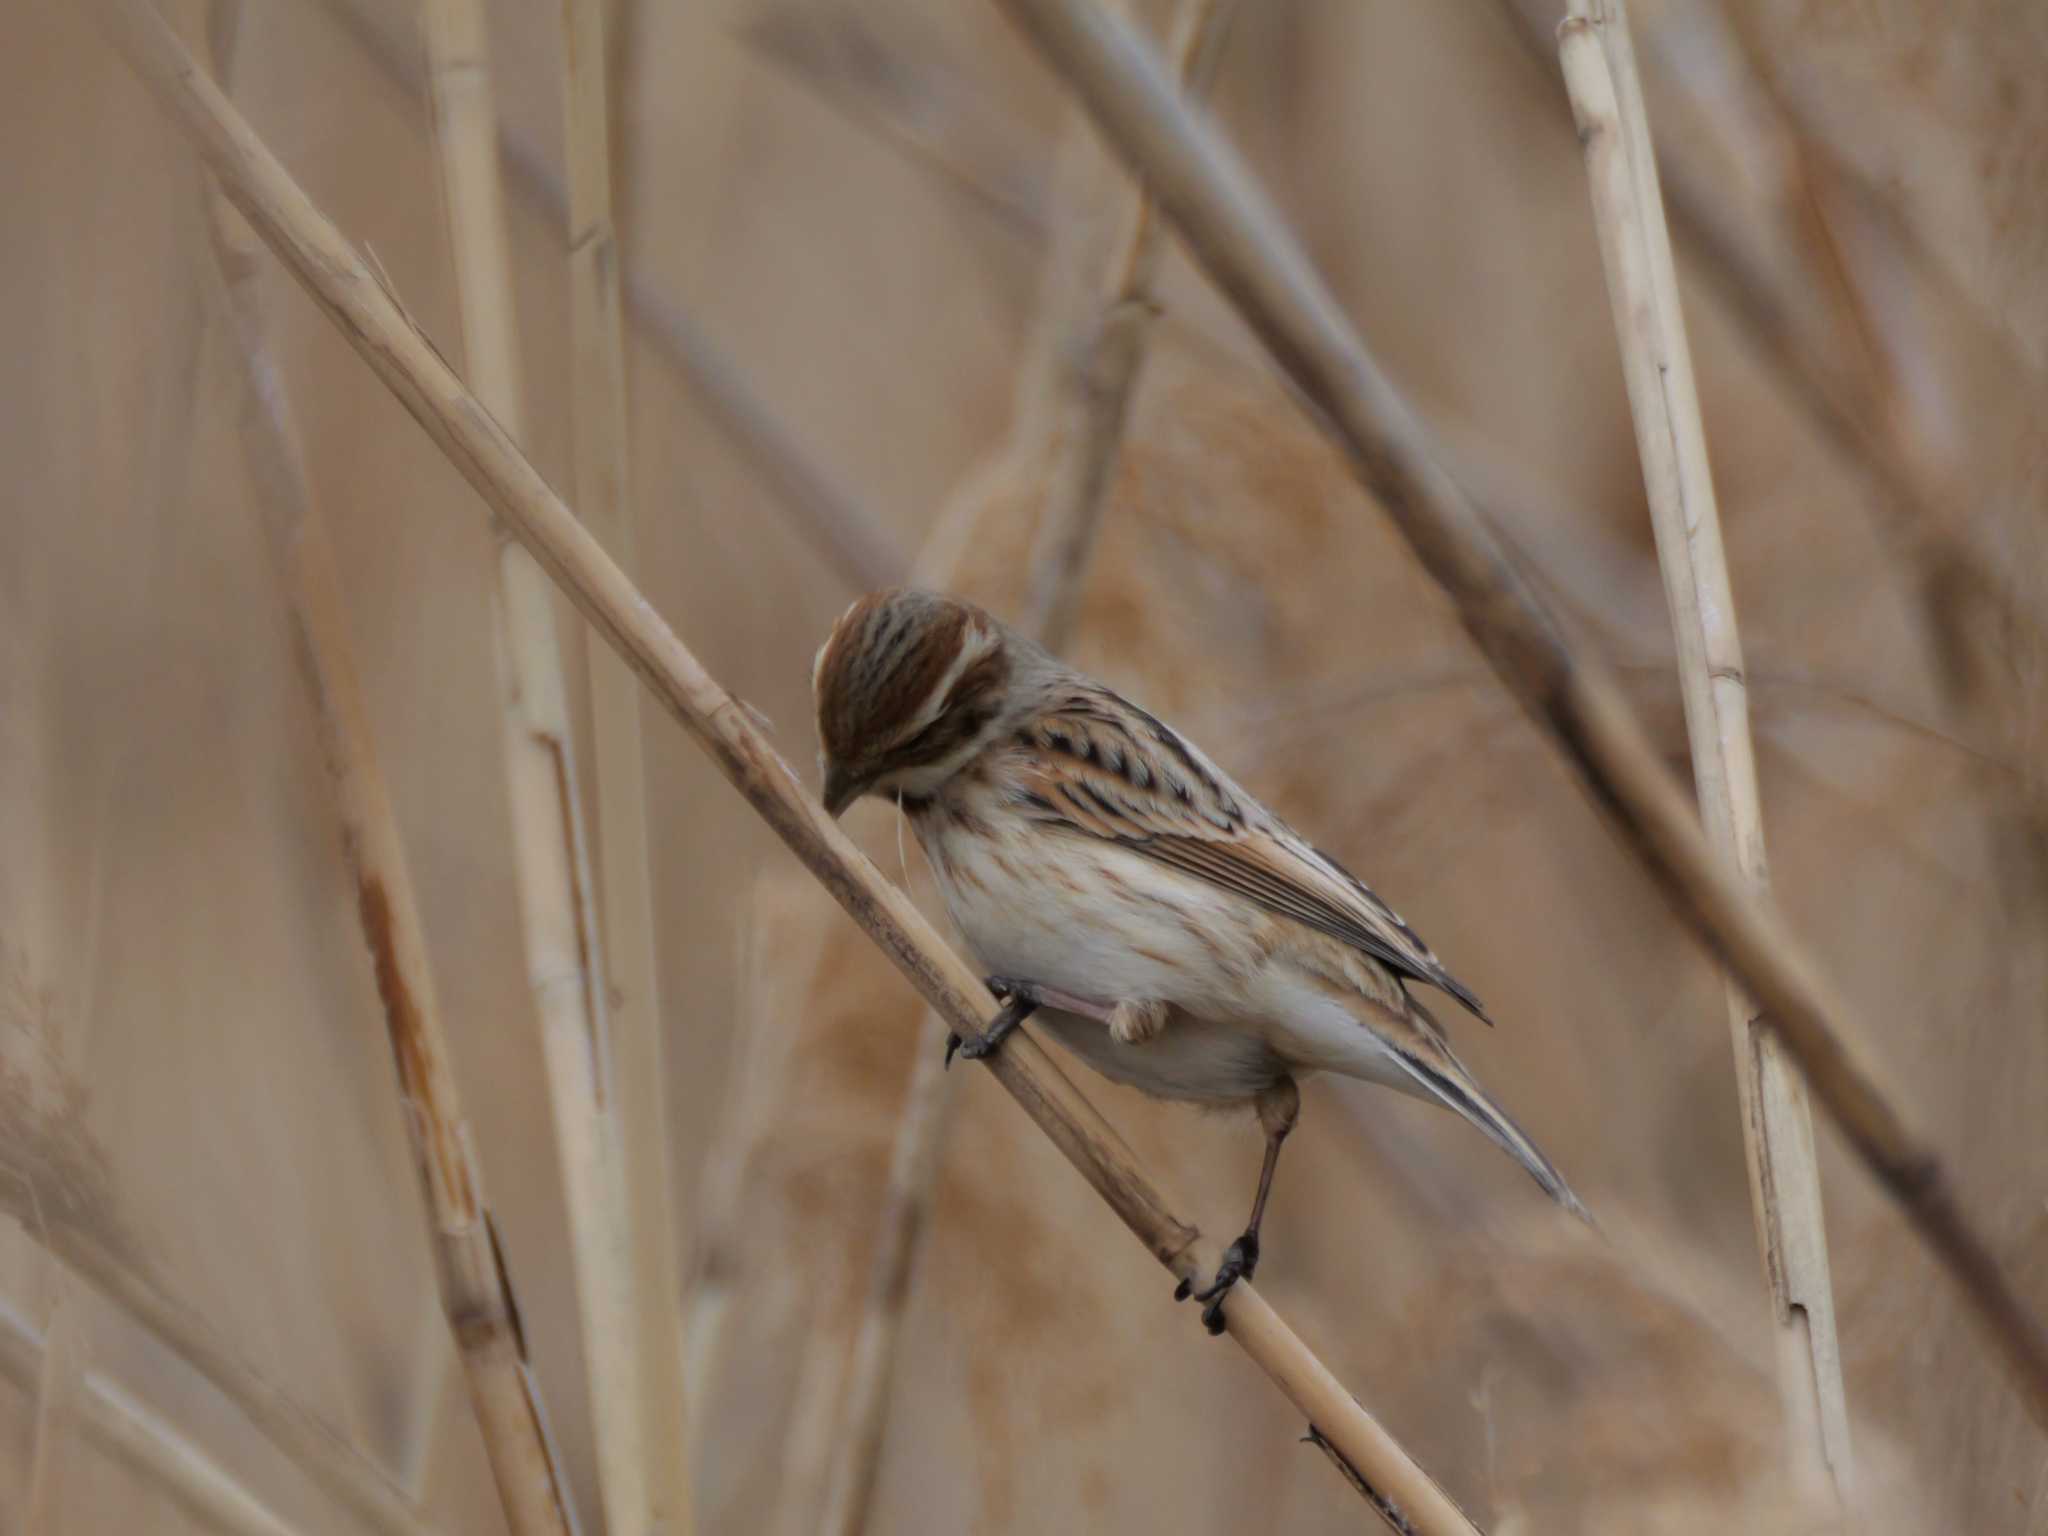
1009,690,1491,1022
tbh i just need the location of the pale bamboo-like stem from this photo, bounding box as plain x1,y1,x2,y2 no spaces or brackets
1559,0,1850,1500
558,3,691,1532
309,0,906,592
814,8,1241,1529
1018,0,1236,650
0,1295,306,1536
200,7,581,1530
98,13,1480,1524
979,0,2048,1430
418,2,648,1530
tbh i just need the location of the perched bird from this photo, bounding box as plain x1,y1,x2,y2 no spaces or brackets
813,588,1586,1330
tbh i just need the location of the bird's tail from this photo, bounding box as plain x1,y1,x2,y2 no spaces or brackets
1389,1034,1592,1224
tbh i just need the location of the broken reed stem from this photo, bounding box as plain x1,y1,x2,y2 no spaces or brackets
1559,0,1851,1500
419,1,652,1530
558,2,693,1531
200,5,580,1530
983,0,2048,1431
1018,0,1237,650
0,1295,305,1536
310,0,906,592
97,10,1479,1526
817,7,1243,1530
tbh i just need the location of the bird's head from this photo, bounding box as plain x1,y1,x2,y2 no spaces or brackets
812,588,1016,816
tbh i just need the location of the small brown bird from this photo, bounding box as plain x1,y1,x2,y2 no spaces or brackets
814,588,1585,1329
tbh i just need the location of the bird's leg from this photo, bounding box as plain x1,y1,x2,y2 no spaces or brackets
944,978,1041,1067
1176,1077,1300,1335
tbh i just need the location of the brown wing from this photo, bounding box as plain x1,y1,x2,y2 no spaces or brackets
1008,691,1491,1022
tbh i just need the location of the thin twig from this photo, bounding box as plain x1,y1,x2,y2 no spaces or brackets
812,1013,953,1536
816,6,1241,1529
309,0,906,592
740,2,1051,245
98,11,1483,1526
0,1294,306,1536
1019,0,1237,650
418,0,646,1529
3,1216,440,1536
982,0,2048,1430
1559,0,1850,1500
558,2,693,1531
1675,2,2039,720
199,5,581,1530
22,1281,81,1533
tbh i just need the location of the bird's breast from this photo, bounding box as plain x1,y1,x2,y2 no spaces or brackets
913,796,1265,1017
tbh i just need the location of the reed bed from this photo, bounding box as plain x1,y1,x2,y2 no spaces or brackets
99,5,1487,1527
12,1,2046,1530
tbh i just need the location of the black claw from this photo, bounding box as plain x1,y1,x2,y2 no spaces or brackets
1179,1232,1261,1335
945,980,1040,1068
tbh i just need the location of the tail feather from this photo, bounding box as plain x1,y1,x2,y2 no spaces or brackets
1389,1046,1592,1224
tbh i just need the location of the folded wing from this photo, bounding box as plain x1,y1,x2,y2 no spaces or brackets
1009,690,1491,1023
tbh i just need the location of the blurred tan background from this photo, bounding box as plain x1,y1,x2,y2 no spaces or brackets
4,0,2047,1530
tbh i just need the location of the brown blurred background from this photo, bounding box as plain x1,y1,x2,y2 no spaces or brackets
5,0,2047,1530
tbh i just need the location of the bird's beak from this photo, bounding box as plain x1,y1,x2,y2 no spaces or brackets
821,764,861,819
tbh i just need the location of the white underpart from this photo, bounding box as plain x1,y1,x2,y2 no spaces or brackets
916,797,1417,1106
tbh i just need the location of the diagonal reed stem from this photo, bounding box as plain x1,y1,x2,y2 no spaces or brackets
309,0,906,593
1558,0,1850,1502
0,1294,307,1536
984,0,2048,1434
98,7,1482,1527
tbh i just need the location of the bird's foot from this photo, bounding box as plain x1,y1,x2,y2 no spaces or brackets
1173,1230,1261,1335
944,979,1040,1068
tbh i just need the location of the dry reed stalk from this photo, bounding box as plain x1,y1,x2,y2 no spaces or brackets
1558,0,1851,1500
98,11,1481,1524
418,0,650,1529
557,3,692,1531
310,0,906,592
814,8,1241,1528
982,0,2048,1430
195,6,583,1530
1018,0,1236,650
0,1295,306,1536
